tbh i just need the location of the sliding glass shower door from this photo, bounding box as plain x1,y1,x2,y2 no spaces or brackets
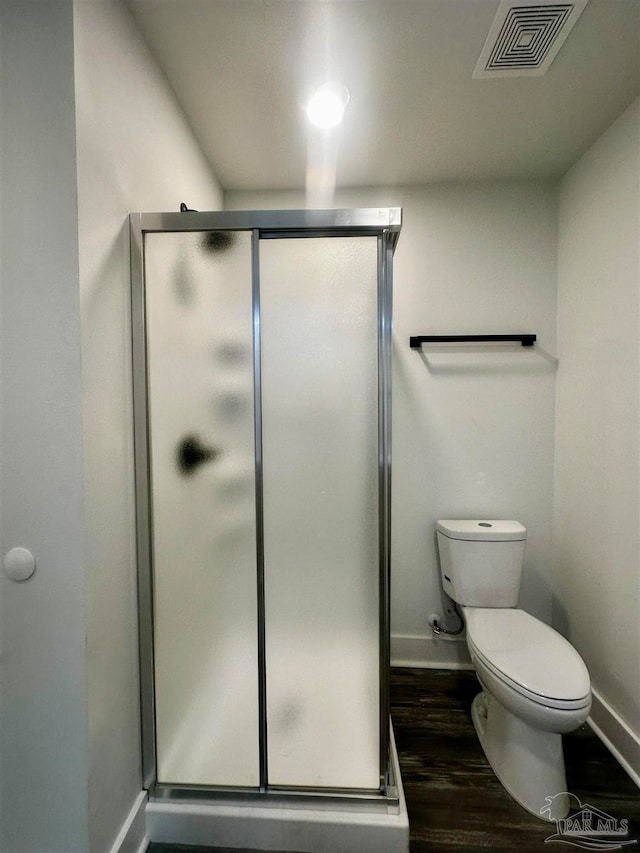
131,209,399,798
260,237,380,789
144,230,259,786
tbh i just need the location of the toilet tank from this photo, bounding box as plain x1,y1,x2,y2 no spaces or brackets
436,520,526,607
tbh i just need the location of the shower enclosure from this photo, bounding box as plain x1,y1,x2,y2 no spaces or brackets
130,208,401,807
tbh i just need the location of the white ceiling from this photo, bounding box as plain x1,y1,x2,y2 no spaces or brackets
126,0,640,192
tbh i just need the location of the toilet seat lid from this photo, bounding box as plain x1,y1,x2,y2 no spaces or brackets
464,608,590,702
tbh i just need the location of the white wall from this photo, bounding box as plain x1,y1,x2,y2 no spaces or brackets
72,1,223,851
555,96,640,777
0,2,90,851
0,1,223,851
226,182,559,665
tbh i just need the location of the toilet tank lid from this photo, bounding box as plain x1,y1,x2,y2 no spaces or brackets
436,520,527,541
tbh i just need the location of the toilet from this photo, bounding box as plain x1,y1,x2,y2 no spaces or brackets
436,519,591,821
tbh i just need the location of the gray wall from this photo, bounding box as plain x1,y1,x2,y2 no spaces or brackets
0,2,90,850
555,95,640,780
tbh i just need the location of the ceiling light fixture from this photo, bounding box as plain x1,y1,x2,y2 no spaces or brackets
305,82,350,130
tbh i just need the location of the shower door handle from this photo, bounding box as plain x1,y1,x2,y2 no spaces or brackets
177,434,220,475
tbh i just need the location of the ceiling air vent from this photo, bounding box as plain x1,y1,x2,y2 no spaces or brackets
473,0,588,78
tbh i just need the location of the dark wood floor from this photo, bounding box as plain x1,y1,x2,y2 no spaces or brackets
393,667,639,852
148,667,640,853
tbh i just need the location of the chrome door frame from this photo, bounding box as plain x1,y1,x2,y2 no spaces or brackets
130,208,401,802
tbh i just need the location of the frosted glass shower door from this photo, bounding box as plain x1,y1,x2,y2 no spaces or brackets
144,230,259,787
260,237,381,790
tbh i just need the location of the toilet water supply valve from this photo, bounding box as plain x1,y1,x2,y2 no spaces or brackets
431,601,464,636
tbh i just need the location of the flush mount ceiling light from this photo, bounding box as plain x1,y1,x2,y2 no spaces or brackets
305,82,350,130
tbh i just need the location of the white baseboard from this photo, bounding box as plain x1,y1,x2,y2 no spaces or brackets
108,791,148,853
588,688,640,788
391,633,473,669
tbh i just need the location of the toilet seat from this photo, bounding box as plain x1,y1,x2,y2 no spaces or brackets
463,607,590,708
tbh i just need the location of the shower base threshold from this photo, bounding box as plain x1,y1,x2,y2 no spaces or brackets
145,723,409,853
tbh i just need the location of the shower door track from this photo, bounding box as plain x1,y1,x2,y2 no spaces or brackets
130,208,401,805
150,724,400,807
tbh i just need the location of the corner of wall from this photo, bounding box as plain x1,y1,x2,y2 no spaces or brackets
553,93,640,784
72,1,225,850
391,634,473,670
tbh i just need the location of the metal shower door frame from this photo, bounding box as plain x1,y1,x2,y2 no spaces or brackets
130,208,401,803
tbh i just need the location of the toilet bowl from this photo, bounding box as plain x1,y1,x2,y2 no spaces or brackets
436,520,592,821
464,606,591,733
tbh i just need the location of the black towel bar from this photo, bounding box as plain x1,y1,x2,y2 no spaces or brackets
410,334,536,348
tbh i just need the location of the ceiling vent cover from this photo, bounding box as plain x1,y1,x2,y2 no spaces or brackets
473,0,588,78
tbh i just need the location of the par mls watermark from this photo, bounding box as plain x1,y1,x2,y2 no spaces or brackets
542,792,637,850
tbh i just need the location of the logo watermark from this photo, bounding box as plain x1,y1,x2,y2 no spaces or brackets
542,792,637,850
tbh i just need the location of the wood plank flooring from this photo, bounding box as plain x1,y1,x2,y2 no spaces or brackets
393,667,639,852
148,667,640,853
